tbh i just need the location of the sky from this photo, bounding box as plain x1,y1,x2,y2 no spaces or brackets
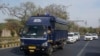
0,0,100,28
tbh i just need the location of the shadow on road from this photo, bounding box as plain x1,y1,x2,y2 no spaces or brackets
10,47,24,56
85,52,100,56
10,47,46,56
10,46,76,56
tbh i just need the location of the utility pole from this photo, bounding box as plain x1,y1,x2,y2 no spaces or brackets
98,18,100,34
85,20,87,27
99,19,100,28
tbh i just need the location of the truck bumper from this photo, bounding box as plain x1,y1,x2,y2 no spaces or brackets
20,45,47,54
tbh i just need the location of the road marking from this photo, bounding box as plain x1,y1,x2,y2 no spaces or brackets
77,41,90,56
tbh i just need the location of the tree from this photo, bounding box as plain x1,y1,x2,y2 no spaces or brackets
0,0,9,14
33,6,44,15
5,19,23,35
87,27,94,33
79,27,88,35
67,21,79,32
0,23,5,36
8,2,69,21
44,4,69,19
8,2,36,24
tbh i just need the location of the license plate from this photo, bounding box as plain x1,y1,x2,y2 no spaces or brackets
29,50,34,52
28,46,36,49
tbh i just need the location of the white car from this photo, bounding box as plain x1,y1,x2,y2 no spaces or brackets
74,32,80,41
84,34,93,41
67,32,80,43
92,33,98,40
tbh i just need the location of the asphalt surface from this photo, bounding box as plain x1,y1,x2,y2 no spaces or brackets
0,36,100,56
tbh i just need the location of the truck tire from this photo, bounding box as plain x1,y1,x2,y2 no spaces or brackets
59,42,64,49
46,46,53,56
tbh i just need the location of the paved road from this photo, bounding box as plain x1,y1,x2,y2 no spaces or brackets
0,36,100,56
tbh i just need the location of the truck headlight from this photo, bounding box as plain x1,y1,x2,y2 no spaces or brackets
42,42,48,46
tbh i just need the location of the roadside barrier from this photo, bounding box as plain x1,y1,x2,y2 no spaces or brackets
0,37,20,48
0,42,20,48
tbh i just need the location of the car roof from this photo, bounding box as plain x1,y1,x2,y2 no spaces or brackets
68,32,75,34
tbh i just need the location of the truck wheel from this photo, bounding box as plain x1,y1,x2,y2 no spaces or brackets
59,43,64,49
59,45,64,49
46,46,53,56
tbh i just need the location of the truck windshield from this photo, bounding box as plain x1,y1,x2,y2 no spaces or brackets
21,25,46,38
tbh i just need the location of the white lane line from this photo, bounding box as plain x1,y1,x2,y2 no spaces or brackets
77,41,90,56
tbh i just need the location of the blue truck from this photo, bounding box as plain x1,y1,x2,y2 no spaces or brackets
19,15,68,56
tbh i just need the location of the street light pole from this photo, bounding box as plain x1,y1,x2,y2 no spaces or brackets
99,19,100,28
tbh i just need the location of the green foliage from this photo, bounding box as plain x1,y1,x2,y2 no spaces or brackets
8,2,69,23
44,4,69,19
5,18,23,35
0,23,5,36
79,27,88,35
0,23,5,30
8,2,36,25
11,31,15,37
67,22,79,32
